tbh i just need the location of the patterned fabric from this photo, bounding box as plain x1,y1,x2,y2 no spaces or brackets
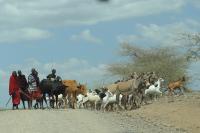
28,74,37,91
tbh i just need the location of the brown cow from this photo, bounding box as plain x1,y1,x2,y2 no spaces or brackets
62,80,87,109
77,84,87,96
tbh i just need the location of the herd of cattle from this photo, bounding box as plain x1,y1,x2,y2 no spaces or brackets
19,72,186,111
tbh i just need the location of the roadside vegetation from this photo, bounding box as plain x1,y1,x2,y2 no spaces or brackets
107,32,200,84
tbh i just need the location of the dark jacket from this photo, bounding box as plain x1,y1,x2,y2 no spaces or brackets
18,75,28,89
47,74,56,80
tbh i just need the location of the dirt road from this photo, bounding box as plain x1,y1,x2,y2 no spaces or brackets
0,108,183,133
0,109,123,133
1,92,199,133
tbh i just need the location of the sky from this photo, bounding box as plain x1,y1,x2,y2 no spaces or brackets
0,0,200,108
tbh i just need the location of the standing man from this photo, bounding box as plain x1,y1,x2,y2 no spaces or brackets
18,70,29,91
9,71,20,110
28,68,39,91
18,70,30,109
28,68,41,108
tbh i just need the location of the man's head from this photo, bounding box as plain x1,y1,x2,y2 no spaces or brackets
31,68,37,75
12,71,17,77
18,70,22,76
52,69,56,74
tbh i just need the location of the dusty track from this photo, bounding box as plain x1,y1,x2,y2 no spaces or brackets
0,109,125,133
0,92,199,133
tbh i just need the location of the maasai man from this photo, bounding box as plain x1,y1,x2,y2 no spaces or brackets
28,68,39,91
9,71,20,110
18,70,30,109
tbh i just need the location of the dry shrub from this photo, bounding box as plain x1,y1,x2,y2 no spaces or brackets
107,43,189,83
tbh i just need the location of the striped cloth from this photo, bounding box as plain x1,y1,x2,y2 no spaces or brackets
28,74,37,91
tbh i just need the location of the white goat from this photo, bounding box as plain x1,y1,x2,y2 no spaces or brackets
77,92,101,110
101,90,123,111
145,78,164,100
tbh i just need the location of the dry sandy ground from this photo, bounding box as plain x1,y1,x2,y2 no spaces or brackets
0,109,125,133
123,91,200,133
0,108,180,133
0,91,199,133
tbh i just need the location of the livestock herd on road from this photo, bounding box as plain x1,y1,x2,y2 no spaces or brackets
9,69,186,111
75,73,186,111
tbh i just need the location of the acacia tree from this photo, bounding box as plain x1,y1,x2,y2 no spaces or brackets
107,43,188,82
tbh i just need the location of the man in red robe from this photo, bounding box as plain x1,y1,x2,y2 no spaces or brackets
9,71,20,110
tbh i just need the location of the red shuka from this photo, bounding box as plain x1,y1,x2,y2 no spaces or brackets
9,74,20,105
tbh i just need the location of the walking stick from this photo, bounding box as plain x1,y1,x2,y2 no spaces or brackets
6,96,12,107
6,89,18,107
